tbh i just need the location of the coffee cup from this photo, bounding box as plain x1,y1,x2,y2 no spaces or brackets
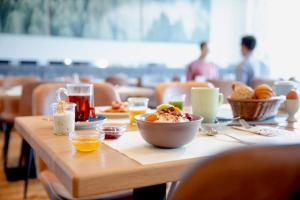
191,87,223,123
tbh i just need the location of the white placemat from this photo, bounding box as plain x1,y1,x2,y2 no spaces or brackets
103,127,300,165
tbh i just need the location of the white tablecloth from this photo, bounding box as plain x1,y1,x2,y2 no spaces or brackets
103,127,300,165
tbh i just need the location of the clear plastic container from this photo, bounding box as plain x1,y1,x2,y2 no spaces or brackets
69,130,105,152
96,123,127,140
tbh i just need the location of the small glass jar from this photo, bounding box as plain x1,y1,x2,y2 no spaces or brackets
168,94,186,110
69,130,105,152
96,123,127,140
52,102,76,136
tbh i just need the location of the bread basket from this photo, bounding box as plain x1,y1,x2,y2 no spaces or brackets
227,96,284,121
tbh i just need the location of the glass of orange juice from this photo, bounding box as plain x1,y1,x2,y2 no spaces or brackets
128,97,149,125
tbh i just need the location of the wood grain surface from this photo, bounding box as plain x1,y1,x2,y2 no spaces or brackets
15,116,198,198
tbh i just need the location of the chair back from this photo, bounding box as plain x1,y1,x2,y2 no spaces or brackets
2,76,39,88
208,79,234,103
19,81,43,116
79,76,91,83
105,74,129,86
170,145,300,200
156,81,214,106
32,83,65,116
32,83,65,174
0,78,4,87
94,83,121,106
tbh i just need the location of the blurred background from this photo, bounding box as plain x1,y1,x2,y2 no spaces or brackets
0,0,299,81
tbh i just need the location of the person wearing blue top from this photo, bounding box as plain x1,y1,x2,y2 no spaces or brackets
236,35,270,86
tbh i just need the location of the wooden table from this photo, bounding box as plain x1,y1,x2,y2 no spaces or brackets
15,117,197,198
15,108,300,198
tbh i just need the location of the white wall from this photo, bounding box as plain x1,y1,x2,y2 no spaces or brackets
209,0,247,67
0,0,246,68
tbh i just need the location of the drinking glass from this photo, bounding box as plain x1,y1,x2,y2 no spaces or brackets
56,84,94,122
52,102,76,135
168,94,186,110
128,97,149,125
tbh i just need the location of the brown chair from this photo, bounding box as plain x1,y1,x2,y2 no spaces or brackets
105,74,130,86
208,79,234,103
2,76,39,88
79,76,91,83
0,76,40,122
0,76,40,124
33,83,65,116
94,83,121,106
1,79,43,181
169,144,300,200
156,81,214,106
31,83,132,200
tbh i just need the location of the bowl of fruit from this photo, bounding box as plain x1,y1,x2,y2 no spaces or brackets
135,104,203,148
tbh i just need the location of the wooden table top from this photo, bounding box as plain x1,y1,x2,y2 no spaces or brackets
15,116,198,198
15,105,300,198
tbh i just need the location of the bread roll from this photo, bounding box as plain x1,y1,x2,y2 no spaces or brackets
254,84,274,99
231,83,254,99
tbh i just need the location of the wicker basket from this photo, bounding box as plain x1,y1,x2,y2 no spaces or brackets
227,96,284,121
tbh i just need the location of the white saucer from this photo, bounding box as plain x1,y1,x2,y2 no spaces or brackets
75,116,106,130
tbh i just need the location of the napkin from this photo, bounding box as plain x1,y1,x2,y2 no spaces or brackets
232,126,294,137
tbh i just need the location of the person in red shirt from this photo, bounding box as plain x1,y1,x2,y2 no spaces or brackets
186,42,219,81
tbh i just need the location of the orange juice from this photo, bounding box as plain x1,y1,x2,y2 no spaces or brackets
129,109,146,125
72,137,101,152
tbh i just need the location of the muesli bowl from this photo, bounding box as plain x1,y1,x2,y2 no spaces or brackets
135,113,203,149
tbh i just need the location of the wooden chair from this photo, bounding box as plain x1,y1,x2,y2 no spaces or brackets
31,83,132,200
169,144,300,200
208,79,234,103
94,83,121,106
1,79,41,181
155,81,214,106
1,75,39,88
79,76,91,83
105,74,129,86
33,83,65,116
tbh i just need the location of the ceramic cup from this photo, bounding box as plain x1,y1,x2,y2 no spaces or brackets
285,99,299,122
191,87,223,123
273,81,298,96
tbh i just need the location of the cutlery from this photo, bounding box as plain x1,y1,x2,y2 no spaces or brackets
239,119,253,129
205,127,255,145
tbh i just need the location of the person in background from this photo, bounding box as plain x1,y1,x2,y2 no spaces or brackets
186,42,219,81
236,35,270,86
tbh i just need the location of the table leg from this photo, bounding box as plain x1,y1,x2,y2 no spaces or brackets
133,183,167,200
24,146,34,200
3,122,13,167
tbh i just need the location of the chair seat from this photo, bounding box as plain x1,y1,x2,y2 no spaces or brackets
0,96,20,123
0,112,17,123
39,170,133,200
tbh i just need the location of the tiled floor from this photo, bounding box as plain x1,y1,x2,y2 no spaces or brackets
0,130,49,200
